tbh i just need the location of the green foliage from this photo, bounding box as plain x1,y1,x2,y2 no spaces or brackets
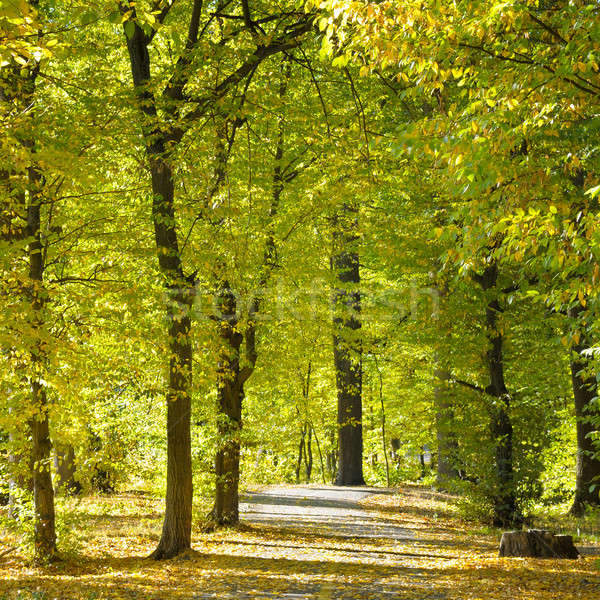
3,0,600,563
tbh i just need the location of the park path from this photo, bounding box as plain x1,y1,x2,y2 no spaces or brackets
190,485,450,600
240,485,415,541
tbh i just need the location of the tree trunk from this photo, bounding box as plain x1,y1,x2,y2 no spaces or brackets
295,424,306,484
147,151,194,561
54,444,80,495
374,355,390,487
27,178,57,563
1,9,56,561
478,264,521,529
419,450,427,478
327,447,337,481
29,384,57,562
306,427,313,482
123,20,195,560
213,282,244,526
311,423,327,484
214,379,243,526
331,205,365,486
434,367,459,488
151,282,194,559
211,62,291,524
570,335,600,514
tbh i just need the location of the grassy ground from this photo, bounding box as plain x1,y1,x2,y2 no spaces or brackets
0,486,599,599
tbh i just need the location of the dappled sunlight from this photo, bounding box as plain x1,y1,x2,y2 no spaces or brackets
2,486,599,599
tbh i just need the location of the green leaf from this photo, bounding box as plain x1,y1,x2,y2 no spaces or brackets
585,184,600,198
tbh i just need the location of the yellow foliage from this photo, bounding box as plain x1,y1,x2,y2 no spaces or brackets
1,488,598,599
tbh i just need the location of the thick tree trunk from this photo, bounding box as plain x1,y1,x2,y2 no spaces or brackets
570,337,600,514
489,398,519,528
478,264,521,529
152,283,194,559
29,384,57,562
331,205,365,486
147,144,194,561
123,21,195,560
214,378,243,525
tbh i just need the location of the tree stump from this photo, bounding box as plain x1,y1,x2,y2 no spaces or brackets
499,529,579,559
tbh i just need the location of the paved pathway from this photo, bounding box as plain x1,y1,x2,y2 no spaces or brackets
194,485,444,600
240,485,415,541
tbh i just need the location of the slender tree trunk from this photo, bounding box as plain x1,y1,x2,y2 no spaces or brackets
211,62,291,524
374,355,390,487
306,427,313,482
331,204,365,486
311,423,327,484
27,173,57,563
478,264,521,529
295,424,306,484
434,367,459,488
419,450,427,478
54,445,80,495
213,282,244,526
570,334,600,514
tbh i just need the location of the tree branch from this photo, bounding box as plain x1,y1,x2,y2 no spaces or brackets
449,377,487,395
146,0,179,44
172,15,314,141
527,11,567,46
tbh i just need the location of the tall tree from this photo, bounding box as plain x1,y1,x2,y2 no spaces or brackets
331,203,365,486
211,59,297,525
473,261,521,528
569,309,600,514
120,0,196,557
119,1,313,547
0,0,57,562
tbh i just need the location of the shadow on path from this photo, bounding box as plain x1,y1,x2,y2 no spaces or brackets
240,486,414,541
